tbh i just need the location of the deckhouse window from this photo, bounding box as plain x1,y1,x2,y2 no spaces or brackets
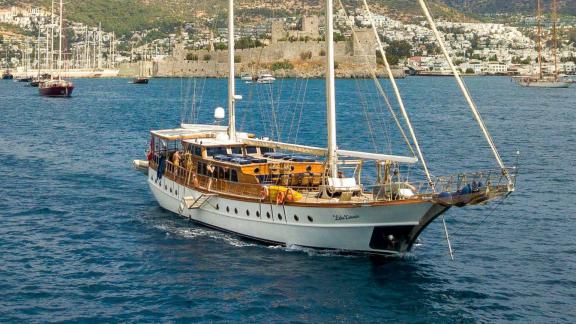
246,146,258,154
230,147,242,155
193,145,202,157
206,147,227,157
260,147,274,154
231,170,238,182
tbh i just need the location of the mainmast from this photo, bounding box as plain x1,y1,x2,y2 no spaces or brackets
50,0,55,71
325,0,338,179
227,0,237,140
57,0,63,78
552,0,559,79
536,0,543,80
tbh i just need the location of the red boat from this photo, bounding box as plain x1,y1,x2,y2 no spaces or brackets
38,79,74,97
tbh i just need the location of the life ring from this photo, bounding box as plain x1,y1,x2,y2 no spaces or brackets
285,188,295,202
276,191,286,204
260,186,269,200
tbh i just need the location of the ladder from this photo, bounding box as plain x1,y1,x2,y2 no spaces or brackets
181,194,217,210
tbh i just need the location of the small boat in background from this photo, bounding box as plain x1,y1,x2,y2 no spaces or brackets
29,74,52,87
256,71,276,84
2,70,13,80
16,76,33,83
132,77,149,84
240,72,254,83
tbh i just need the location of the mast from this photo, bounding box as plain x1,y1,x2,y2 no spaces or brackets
325,0,338,179
57,0,63,77
536,0,543,80
50,0,55,71
37,28,41,77
227,0,237,140
98,23,102,69
552,0,559,78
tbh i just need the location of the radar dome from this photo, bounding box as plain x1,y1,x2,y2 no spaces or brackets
214,107,225,120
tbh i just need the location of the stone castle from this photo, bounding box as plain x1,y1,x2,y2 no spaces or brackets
140,16,403,78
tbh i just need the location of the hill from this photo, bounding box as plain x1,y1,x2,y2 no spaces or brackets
4,0,575,37
441,0,576,15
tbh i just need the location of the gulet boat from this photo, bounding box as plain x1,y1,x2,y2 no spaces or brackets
514,0,571,88
134,0,516,257
39,0,74,98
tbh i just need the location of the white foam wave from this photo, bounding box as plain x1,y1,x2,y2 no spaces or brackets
153,222,256,248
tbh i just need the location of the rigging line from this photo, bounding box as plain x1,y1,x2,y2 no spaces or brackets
267,82,281,141
450,195,508,240
362,0,433,187
190,77,197,123
255,82,271,138
275,77,287,141
418,0,511,185
354,77,379,152
285,78,300,143
286,78,304,143
195,77,208,123
289,78,308,143
335,0,416,159
293,78,309,145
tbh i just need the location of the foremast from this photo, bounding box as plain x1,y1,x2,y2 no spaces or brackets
325,0,338,179
536,0,544,80
57,0,63,79
227,0,237,141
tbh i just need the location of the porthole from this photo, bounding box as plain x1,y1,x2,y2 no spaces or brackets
290,166,295,171
246,210,250,216
226,206,230,213
256,211,260,218
266,212,271,219
216,204,219,210
306,165,312,172
294,215,299,222
254,168,260,174
307,216,313,222
234,208,238,214
278,214,282,220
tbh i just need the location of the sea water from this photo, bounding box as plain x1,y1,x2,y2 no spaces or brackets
0,77,574,322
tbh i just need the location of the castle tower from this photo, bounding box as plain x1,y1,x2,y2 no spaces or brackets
271,21,285,43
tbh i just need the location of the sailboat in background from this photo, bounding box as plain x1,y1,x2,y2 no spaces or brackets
132,48,150,84
133,0,516,257
39,0,74,97
515,0,571,88
2,42,14,80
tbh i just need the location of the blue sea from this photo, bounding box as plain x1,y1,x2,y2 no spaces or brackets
0,77,574,322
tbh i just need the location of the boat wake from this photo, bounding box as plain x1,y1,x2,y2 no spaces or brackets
153,222,257,248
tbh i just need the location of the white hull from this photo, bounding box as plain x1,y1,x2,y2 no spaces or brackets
517,80,571,88
147,168,448,255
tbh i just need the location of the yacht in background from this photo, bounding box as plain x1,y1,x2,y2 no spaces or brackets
256,71,276,84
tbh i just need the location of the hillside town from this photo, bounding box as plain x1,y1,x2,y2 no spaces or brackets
1,4,575,77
